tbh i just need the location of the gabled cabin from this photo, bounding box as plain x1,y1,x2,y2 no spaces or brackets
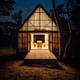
17,4,60,59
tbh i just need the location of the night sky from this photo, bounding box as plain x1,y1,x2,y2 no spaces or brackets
14,0,64,22
0,0,64,22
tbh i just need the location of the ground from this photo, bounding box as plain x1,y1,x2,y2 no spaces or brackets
0,60,80,80
0,49,80,80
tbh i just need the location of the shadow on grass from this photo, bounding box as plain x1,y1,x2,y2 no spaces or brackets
0,52,27,66
61,57,80,69
20,59,63,70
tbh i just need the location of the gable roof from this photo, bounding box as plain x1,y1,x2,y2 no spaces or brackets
25,4,53,22
18,4,59,32
18,4,54,30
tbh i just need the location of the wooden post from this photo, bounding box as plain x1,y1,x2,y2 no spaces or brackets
27,32,28,53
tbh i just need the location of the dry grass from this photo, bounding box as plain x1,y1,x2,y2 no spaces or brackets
0,48,16,56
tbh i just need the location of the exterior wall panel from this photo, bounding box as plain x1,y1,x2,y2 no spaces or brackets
17,5,60,59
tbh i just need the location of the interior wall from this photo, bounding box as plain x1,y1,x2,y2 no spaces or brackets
31,33,49,50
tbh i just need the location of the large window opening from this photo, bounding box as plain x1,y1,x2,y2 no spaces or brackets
31,33,49,49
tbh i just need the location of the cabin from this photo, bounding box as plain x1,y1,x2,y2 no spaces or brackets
17,4,61,60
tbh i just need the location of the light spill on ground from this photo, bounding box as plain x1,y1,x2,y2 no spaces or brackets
0,61,80,80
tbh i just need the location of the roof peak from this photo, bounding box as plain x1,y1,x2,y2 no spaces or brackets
36,3,44,8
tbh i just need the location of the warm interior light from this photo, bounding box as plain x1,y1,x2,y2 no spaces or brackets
31,33,49,49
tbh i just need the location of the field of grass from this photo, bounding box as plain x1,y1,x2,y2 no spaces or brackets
0,48,16,56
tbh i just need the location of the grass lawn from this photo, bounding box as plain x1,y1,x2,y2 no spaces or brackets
0,48,16,56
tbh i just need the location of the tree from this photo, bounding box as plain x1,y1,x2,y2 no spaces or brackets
59,0,80,62
56,4,65,18
76,0,80,5
54,0,77,59
71,0,80,59
63,0,72,58
12,10,23,27
51,0,69,60
0,0,15,16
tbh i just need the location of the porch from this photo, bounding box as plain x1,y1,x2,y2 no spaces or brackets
24,50,57,59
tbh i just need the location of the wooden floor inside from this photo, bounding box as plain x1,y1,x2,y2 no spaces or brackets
24,50,57,59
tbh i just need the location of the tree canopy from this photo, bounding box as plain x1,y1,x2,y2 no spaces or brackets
12,10,23,27
0,0,15,16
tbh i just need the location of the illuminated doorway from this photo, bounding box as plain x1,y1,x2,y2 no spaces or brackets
31,33,49,49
